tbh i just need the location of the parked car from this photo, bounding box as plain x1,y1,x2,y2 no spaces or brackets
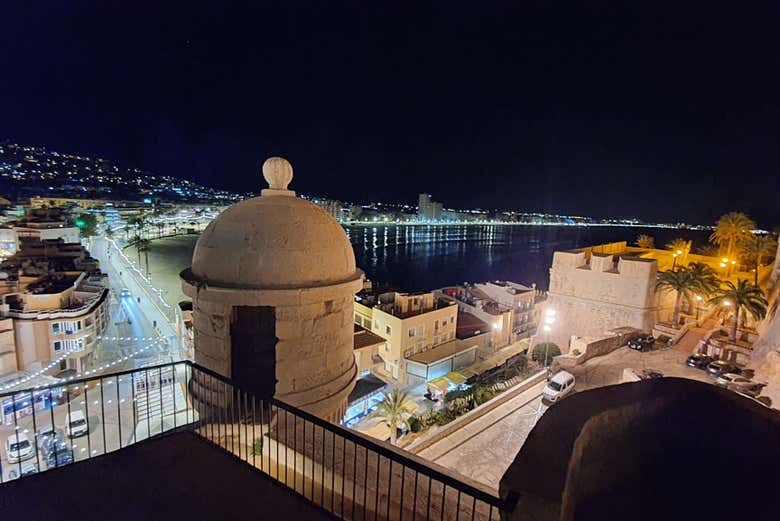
8,461,39,479
66,410,89,438
5,433,35,464
715,373,763,396
628,334,655,351
707,360,742,378
686,353,714,369
120,288,131,298
638,369,664,380
542,371,575,403
36,426,64,449
41,432,74,468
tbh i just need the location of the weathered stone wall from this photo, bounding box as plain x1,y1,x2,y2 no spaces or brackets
183,273,362,423
553,328,641,371
547,251,656,350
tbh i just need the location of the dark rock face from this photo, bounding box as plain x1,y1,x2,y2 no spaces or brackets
500,378,780,521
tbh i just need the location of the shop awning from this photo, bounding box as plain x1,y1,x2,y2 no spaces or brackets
446,372,467,385
427,377,450,392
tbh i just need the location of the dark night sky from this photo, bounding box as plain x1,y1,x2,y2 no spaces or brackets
1,2,779,225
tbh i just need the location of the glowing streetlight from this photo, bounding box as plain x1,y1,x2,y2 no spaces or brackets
695,295,703,322
672,252,680,271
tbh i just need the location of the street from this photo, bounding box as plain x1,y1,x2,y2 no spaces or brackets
90,236,181,368
418,381,547,491
0,364,193,482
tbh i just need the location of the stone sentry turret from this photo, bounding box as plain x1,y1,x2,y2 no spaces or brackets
180,157,363,422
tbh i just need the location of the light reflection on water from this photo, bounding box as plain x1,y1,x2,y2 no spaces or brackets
151,225,709,301
346,224,709,291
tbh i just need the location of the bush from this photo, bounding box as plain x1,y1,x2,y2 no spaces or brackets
253,438,263,456
443,388,472,405
473,386,496,405
506,353,528,372
532,342,561,365
408,415,422,433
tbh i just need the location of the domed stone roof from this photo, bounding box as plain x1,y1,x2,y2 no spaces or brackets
191,157,359,289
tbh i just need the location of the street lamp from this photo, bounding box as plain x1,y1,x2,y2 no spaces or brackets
541,309,556,370
672,252,679,271
695,294,703,323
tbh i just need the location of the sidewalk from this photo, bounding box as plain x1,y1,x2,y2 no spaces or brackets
91,237,179,355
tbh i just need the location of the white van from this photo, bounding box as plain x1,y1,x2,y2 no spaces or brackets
542,371,576,403
66,410,89,438
5,432,35,464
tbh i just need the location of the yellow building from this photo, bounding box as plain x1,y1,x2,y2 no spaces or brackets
354,290,458,383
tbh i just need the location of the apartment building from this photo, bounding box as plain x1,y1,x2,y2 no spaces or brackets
354,289,458,383
436,280,537,355
0,272,109,373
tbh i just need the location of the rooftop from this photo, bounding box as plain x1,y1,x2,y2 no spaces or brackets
26,274,79,294
1,431,330,521
353,324,386,350
456,311,490,339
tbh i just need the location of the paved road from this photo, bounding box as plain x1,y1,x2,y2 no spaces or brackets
90,236,180,365
418,381,547,491
0,365,192,482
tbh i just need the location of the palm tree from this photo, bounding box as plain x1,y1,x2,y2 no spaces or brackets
130,235,143,266
636,234,655,249
686,262,720,296
696,244,719,257
708,279,768,342
656,266,717,326
372,389,415,445
136,238,152,278
657,270,694,326
666,238,691,270
740,234,778,286
709,212,756,261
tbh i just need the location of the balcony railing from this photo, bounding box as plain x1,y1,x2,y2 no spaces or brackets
0,361,512,521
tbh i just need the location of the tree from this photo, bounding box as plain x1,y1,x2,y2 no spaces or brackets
136,238,152,278
696,244,720,257
685,262,720,297
709,212,756,261
656,269,700,326
372,389,415,445
740,234,778,286
129,235,143,266
708,279,768,342
666,238,690,254
73,213,98,238
636,234,655,249
531,342,561,366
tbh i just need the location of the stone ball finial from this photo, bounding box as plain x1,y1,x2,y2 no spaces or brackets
262,157,293,191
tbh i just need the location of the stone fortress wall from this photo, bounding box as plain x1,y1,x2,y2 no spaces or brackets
546,242,658,351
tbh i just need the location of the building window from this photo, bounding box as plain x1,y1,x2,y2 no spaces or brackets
52,323,61,334
385,325,392,335
53,341,62,352
408,328,415,338
355,313,361,324
363,317,371,329
374,320,380,330
434,320,439,330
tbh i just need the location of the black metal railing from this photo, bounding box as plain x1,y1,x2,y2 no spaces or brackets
0,361,513,521
0,360,193,482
